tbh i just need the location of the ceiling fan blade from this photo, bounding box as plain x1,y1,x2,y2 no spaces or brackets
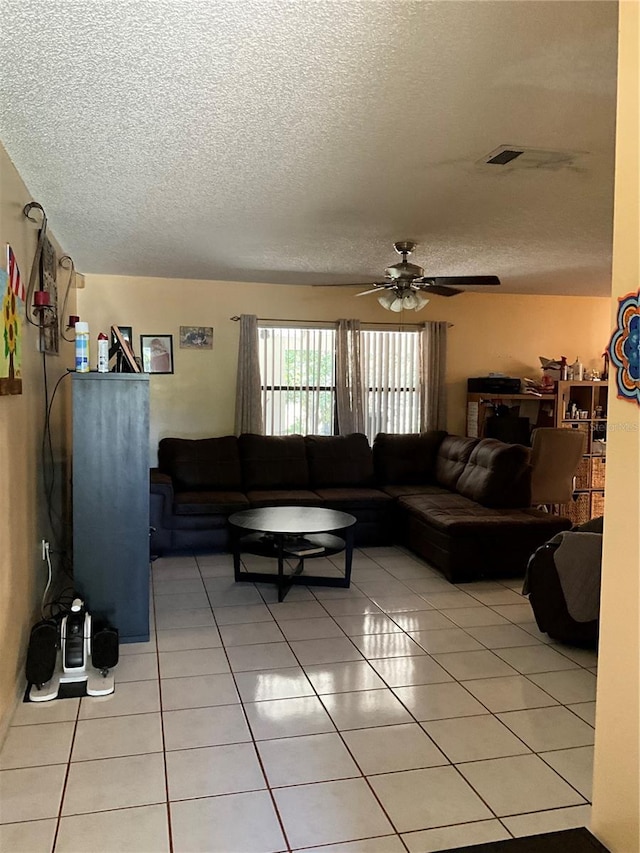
418,284,462,297
430,275,501,287
311,282,386,288
356,287,386,296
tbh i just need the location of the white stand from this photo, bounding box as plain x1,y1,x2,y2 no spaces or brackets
28,653,115,701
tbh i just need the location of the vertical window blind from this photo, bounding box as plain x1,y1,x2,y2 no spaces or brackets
259,326,336,435
361,329,420,437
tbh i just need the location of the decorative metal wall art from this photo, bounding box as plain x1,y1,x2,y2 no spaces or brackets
607,290,640,405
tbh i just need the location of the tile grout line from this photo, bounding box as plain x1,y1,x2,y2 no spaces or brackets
50,686,82,851
151,559,175,853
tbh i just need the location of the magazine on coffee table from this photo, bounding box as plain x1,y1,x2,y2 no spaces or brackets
282,536,325,557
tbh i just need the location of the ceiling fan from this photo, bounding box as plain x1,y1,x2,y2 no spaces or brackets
319,241,500,312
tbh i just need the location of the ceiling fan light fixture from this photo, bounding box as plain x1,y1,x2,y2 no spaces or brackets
378,288,430,312
402,291,419,310
377,291,396,310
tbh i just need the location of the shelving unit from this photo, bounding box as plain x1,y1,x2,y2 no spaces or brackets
556,380,608,522
72,372,150,643
466,393,556,442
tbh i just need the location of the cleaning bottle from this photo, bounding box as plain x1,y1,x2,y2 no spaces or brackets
75,322,90,373
572,356,584,381
97,332,109,373
560,356,568,380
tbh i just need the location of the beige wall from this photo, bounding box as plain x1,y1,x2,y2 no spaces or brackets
0,143,76,736
78,276,609,462
591,2,640,850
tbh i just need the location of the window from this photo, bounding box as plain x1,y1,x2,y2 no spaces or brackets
259,323,420,440
362,329,420,437
259,325,336,435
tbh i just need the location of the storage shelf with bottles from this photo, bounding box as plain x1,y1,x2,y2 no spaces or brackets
556,380,608,521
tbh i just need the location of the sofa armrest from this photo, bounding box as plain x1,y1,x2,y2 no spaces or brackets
151,466,175,509
150,468,174,556
151,468,173,489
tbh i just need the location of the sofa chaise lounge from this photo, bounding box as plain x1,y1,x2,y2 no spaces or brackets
150,431,571,583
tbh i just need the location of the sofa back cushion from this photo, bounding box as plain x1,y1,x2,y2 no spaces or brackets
434,436,479,490
305,434,374,488
239,433,309,490
158,437,242,492
373,431,448,485
456,438,532,508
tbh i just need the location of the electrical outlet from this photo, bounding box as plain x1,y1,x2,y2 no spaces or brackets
41,539,49,560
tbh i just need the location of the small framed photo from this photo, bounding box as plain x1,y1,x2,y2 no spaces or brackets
111,325,133,350
140,334,174,374
111,325,140,373
180,325,213,349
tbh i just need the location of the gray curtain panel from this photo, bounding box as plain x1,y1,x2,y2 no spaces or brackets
234,314,263,435
419,320,448,431
336,319,365,435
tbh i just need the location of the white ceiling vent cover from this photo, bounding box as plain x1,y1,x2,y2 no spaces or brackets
479,145,587,171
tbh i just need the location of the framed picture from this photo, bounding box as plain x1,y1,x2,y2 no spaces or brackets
140,334,174,374
110,325,140,373
179,325,213,349
111,325,133,350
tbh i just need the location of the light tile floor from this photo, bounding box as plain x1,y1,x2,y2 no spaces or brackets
0,547,598,853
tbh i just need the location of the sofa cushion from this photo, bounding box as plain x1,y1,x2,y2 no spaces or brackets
247,489,321,508
434,436,479,491
305,434,375,488
159,437,242,492
456,438,532,508
173,490,249,515
381,484,450,498
373,431,448,485
312,487,393,508
239,434,310,490
399,493,565,533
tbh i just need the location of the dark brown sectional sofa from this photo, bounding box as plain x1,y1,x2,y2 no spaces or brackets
150,431,571,583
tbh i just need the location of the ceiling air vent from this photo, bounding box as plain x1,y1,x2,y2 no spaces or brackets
478,145,585,172
486,148,523,165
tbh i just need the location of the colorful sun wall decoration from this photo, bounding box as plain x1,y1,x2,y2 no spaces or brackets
1,245,24,396
607,290,640,405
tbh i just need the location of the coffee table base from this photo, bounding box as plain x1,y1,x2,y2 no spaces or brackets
231,529,354,603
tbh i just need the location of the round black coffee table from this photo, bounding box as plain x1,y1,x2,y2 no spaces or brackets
229,506,356,602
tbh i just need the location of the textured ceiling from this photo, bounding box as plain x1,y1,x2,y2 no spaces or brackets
0,0,618,295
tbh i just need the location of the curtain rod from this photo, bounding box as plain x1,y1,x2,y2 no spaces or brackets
230,316,454,328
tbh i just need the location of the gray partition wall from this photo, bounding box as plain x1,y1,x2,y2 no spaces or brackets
72,372,150,643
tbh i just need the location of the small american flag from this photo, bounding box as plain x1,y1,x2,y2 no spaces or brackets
7,245,26,302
